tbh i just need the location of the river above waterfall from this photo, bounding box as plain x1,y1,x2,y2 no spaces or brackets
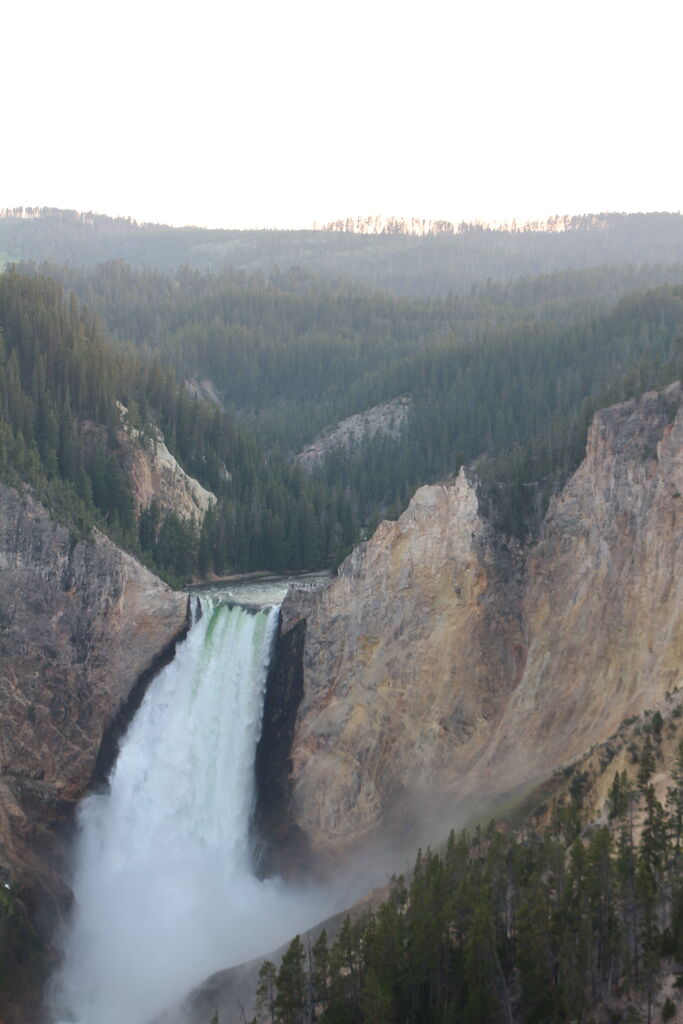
190,570,330,608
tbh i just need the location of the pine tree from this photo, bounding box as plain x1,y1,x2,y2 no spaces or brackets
668,741,683,851
254,960,277,1024
359,966,392,1024
275,936,306,1024
309,930,330,1019
638,737,658,792
463,897,498,1024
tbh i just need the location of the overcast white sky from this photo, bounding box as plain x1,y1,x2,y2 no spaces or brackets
4,0,681,229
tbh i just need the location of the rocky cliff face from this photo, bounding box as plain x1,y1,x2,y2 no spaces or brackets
278,470,526,858
275,383,683,862
0,483,188,1020
480,381,683,788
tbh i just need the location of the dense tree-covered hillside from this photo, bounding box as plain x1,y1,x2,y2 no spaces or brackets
29,258,683,449
0,269,359,582
4,208,683,298
255,723,683,1024
16,259,683,537
3,211,683,574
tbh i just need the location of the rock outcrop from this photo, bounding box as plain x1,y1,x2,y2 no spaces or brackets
117,409,217,525
273,383,683,862
185,376,225,411
296,396,411,472
0,483,188,1020
186,376,225,411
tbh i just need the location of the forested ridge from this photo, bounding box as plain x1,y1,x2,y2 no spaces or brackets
4,208,683,298
2,211,683,579
0,269,359,583
26,257,683,447
254,709,683,1024
15,258,683,538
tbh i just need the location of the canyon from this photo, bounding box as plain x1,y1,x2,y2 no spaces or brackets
0,381,682,1021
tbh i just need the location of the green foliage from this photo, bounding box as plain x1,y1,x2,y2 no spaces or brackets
256,740,683,1024
0,267,361,581
275,936,306,1024
19,255,683,542
609,770,633,820
638,738,658,792
662,997,676,1021
3,237,683,581
254,960,277,1024
0,268,136,536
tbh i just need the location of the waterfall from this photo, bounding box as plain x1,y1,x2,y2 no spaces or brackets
51,597,329,1024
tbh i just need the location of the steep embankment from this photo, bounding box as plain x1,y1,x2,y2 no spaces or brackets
119,419,217,525
0,483,188,1021
270,383,683,862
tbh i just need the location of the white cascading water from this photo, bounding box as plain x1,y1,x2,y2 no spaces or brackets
51,597,334,1024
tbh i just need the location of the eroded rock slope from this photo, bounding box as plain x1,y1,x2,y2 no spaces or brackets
119,418,217,525
274,384,683,861
482,381,683,785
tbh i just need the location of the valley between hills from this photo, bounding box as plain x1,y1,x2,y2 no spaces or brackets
1,210,683,1023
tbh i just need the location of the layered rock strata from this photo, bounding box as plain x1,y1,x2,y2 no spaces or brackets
274,384,683,860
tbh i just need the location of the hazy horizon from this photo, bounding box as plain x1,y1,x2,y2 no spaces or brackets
7,0,680,232
3,204,682,235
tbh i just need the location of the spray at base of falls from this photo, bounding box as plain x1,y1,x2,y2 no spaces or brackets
50,598,335,1024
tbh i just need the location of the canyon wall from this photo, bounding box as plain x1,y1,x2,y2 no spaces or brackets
0,483,188,1020
274,383,683,862
480,381,683,785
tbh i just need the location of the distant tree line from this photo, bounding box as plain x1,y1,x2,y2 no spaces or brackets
4,208,683,298
317,212,660,236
